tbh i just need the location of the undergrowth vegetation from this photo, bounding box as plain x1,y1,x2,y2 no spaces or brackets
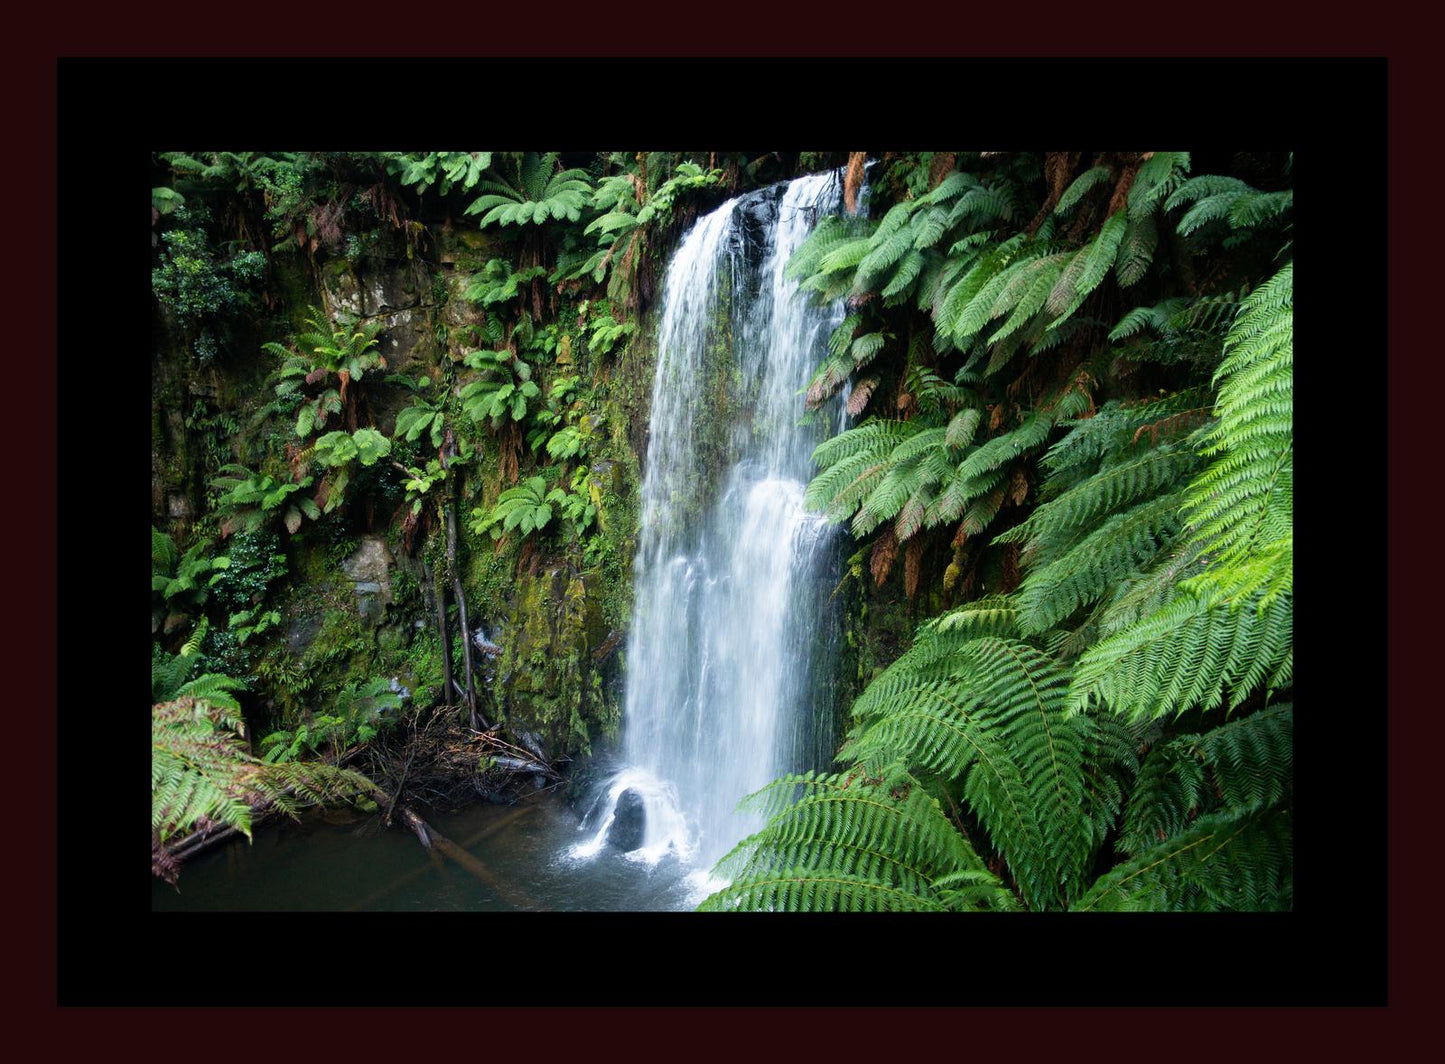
701,150,1294,912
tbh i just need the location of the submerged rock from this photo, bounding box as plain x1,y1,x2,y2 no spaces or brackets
606,789,646,852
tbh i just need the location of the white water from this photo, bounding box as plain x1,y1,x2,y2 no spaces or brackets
570,171,848,896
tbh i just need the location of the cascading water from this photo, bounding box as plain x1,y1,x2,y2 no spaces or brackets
570,170,849,899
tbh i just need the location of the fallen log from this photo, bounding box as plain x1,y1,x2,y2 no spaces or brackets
392,802,537,909
345,804,537,911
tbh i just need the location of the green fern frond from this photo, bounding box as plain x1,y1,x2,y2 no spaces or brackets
1054,166,1113,217
1127,151,1190,221
1001,443,1199,553
1073,806,1291,911
701,770,1013,912
1015,489,1186,634
1120,704,1292,856
844,635,1090,910
1044,212,1129,326
1229,189,1293,230
987,252,1070,346
1114,212,1159,287
1069,590,1293,721
956,412,1053,481
1182,262,1293,570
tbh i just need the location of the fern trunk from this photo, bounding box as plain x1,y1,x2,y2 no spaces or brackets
433,561,454,710
444,489,481,731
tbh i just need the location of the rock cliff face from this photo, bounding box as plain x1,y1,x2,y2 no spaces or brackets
150,215,648,763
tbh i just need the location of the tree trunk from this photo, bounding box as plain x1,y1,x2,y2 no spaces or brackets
444,493,482,731
433,561,454,707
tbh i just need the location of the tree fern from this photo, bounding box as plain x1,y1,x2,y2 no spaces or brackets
1072,806,1291,911
1068,589,1292,721
1013,489,1188,634
828,629,1092,911
710,151,1293,914
1181,262,1293,579
1120,704,1292,856
700,768,1016,912
464,152,595,228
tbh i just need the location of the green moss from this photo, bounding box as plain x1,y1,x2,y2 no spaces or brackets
301,607,374,697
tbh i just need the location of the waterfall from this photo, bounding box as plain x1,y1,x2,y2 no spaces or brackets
570,170,848,895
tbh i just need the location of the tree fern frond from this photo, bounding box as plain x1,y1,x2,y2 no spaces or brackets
1127,151,1190,221
1182,262,1292,569
1120,704,1292,856
1015,489,1186,634
1069,590,1293,721
1054,165,1113,217
956,412,1053,481
1044,212,1129,326
1114,212,1159,287
702,770,1010,912
1000,443,1199,555
1073,806,1291,911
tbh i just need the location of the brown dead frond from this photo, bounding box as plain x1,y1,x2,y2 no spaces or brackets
846,376,879,417
844,151,868,215
1027,151,1081,236
928,152,957,190
1131,407,1212,446
870,526,899,588
904,537,923,600
1000,542,1021,594
498,421,523,486
1010,468,1029,506
1107,157,1143,217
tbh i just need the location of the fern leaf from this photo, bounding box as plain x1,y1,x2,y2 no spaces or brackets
1054,165,1113,217
1069,590,1293,721
1073,806,1291,911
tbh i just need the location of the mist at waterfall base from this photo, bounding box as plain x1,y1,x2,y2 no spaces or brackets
568,170,848,905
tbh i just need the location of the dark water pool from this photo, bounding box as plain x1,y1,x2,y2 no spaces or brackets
150,790,713,912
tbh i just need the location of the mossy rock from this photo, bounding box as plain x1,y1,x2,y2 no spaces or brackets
492,565,614,760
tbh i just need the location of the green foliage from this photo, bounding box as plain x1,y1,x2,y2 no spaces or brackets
459,349,541,428
312,428,391,468
586,313,637,355
716,157,1294,909
226,606,282,647
465,152,595,228
1119,704,1292,856
204,528,289,611
260,676,402,763
265,307,387,439
151,527,229,611
701,768,1018,912
151,204,266,357
390,374,447,450
463,259,549,307
211,463,319,537
471,475,554,539
385,151,492,197
1181,263,1293,584
1068,589,1292,721
1072,806,1291,911
153,689,379,883
564,160,723,296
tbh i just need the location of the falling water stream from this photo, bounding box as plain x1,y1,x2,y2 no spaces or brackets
569,170,848,901
154,169,855,914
